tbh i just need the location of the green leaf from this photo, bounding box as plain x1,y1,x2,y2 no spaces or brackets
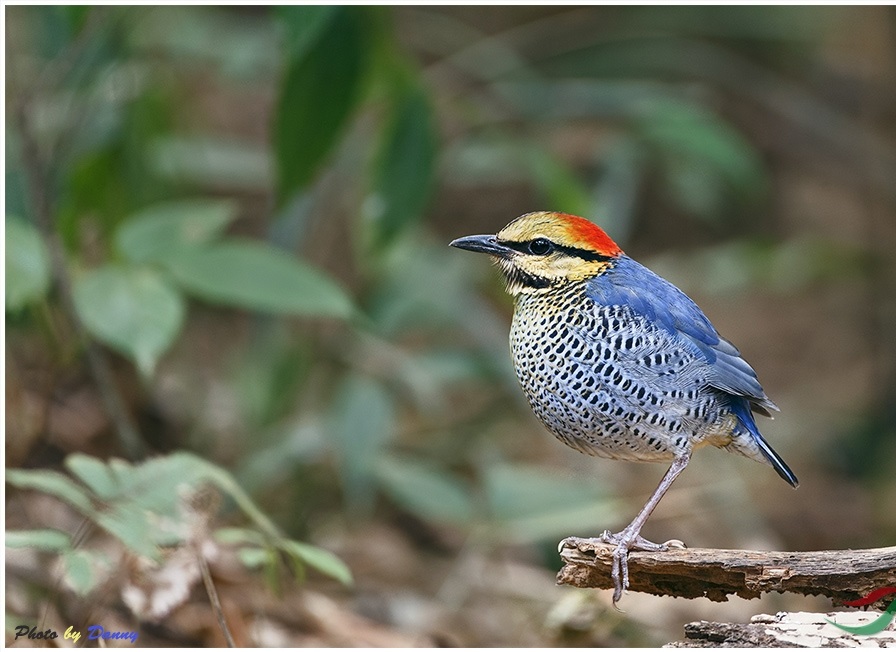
73,265,185,377
236,546,269,570
274,6,367,200
6,217,51,311
6,469,93,513
276,6,338,60
116,199,238,264
178,454,352,585
375,455,474,526
6,529,72,552
282,540,353,586
368,86,437,247
59,454,199,558
160,240,354,319
94,505,160,559
63,453,257,559
101,454,214,521
65,454,119,500
62,549,99,595
214,527,265,546
8,452,353,591
329,376,394,513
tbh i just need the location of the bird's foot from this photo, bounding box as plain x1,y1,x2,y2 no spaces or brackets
558,532,686,605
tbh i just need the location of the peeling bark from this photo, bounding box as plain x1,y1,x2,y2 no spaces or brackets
557,541,896,606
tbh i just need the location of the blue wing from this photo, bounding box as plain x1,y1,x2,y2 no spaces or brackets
586,256,778,416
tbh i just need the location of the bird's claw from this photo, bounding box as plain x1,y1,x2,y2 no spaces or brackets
560,531,687,605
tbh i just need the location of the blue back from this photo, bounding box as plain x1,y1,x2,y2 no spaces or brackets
586,255,777,414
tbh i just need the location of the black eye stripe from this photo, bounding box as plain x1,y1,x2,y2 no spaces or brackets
499,238,613,263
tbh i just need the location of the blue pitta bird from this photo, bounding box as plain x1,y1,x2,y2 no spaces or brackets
451,211,797,603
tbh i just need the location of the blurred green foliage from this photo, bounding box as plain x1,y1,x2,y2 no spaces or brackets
6,217,51,311
6,452,351,594
274,7,370,200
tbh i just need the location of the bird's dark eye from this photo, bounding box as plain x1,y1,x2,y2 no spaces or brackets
528,238,553,255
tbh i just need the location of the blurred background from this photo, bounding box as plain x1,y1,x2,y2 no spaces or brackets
5,5,896,647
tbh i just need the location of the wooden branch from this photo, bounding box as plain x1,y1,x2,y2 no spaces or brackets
669,612,896,647
557,540,896,606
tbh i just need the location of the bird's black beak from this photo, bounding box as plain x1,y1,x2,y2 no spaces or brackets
449,234,514,259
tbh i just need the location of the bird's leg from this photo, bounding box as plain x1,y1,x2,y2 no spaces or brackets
603,451,692,602
561,451,692,604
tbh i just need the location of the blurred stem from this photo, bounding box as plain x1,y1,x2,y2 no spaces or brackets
36,298,78,366
196,542,235,647
13,100,146,459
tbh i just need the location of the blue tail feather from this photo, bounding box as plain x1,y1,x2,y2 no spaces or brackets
729,398,799,488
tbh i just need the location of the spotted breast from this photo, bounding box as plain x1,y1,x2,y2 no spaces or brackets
510,256,762,465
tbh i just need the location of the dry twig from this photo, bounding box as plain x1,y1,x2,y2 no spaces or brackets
558,541,896,606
